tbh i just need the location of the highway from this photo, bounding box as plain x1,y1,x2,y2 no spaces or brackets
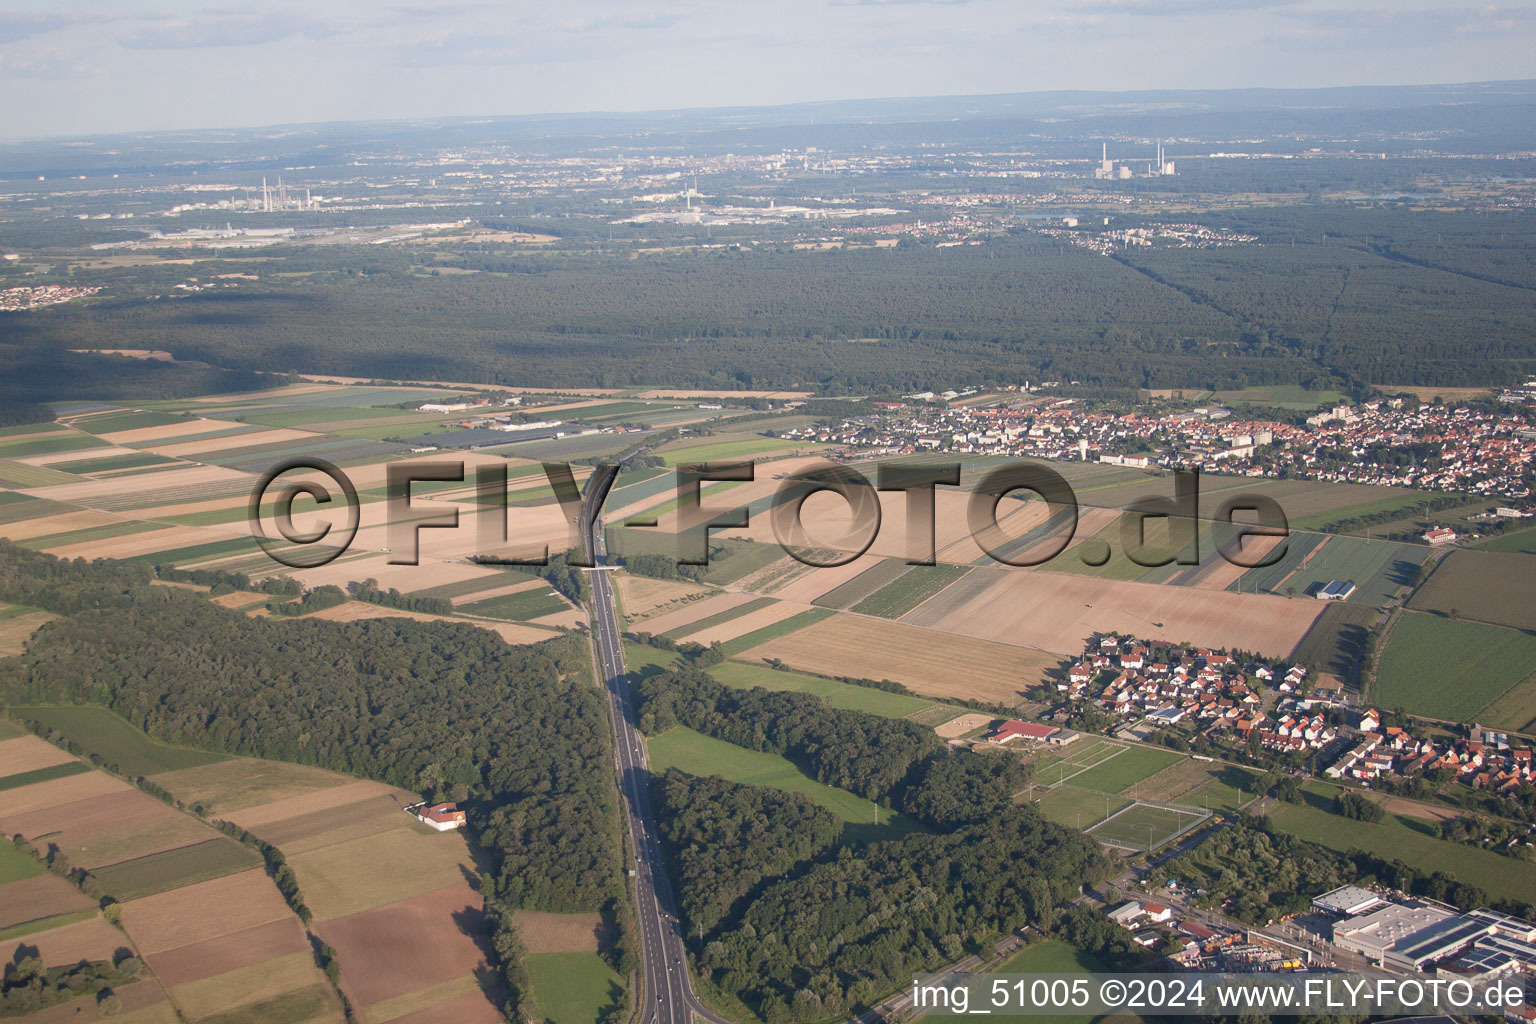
580,466,731,1024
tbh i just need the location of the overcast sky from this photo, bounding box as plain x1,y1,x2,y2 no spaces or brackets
2,0,1532,140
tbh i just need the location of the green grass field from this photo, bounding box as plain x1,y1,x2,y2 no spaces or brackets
0,459,81,487
1265,534,1427,606
1477,526,1536,556
0,839,45,885
647,726,919,842
8,705,230,776
1374,612,1536,722
718,607,836,656
526,953,624,1024
658,437,810,467
1033,786,1131,832
1130,758,1262,814
997,939,1107,974
1288,493,1440,533
0,760,91,792
1209,385,1347,410
850,564,970,619
44,452,178,474
1088,802,1208,851
708,660,935,718
0,422,66,438
73,410,187,434
991,941,1125,1024
663,596,774,639
1268,798,1536,905
232,405,426,428
1411,549,1536,632
1045,744,1182,794
121,536,261,567
0,910,97,943
459,587,570,621
700,540,785,586
0,433,108,458
90,837,261,900
811,558,910,609
19,520,164,551
620,641,684,678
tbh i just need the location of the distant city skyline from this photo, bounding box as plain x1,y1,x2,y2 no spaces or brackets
1,0,1533,140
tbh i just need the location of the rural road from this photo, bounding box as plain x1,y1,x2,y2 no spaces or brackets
581,465,734,1024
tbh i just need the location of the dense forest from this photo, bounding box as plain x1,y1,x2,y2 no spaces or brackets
653,771,843,935
636,667,1105,1019
5,208,1535,396
636,668,943,800
0,543,626,1011
0,585,619,913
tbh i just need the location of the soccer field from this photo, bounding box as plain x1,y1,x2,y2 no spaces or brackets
1087,801,1208,852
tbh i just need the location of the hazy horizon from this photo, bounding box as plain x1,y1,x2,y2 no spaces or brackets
2,0,1534,140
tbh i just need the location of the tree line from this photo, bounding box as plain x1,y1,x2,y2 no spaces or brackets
635,667,1105,1020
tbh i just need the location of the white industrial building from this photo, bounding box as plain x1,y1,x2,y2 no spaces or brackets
1326,895,1536,973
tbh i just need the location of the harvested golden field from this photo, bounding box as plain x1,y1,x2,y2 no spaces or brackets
10,914,127,965
527,606,587,630
328,451,553,494
903,564,1321,659
145,917,311,988
446,578,545,606
94,418,248,445
209,590,271,609
314,881,495,1007
287,826,479,921
167,950,334,1021
0,874,95,930
741,613,1059,704
680,599,813,646
635,591,759,636
152,758,350,815
223,778,401,831
249,795,414,848
0,769,132,815
513,911,603,954
386,990,508,1024
607,454,828,526
613,574,710,621
6,788,212,869
288,554,498,596
276,813,416,857
119,868,295,954
0,734,78,775
146,427,320,458
40,526,208,560
0,611,57,655
22,464,250,507
293,600,561,645
0,508,126,541
766,554,881,604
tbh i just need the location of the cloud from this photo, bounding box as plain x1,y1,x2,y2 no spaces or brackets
829,0,974,7
116,11,346,49
1072,0,1299,14
1266,4,1536,49
0,11,88,41
0,48,100,78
